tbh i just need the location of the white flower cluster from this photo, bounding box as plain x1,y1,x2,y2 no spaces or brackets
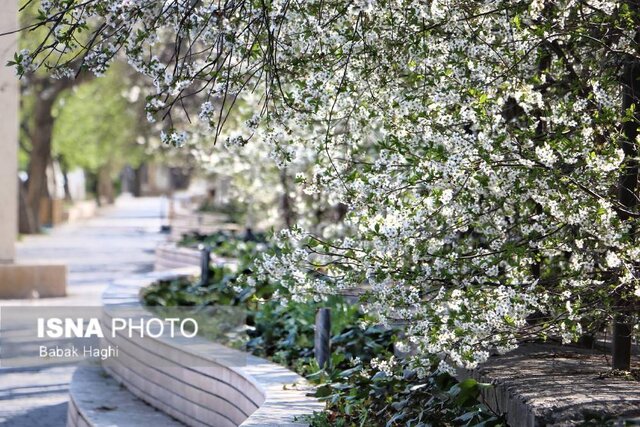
160,130,187,147
26,0,640,370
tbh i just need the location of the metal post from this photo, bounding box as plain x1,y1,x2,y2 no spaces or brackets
160,194,171,233
199,244,211,286
314,308,331,368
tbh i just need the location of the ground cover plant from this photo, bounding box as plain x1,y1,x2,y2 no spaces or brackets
177,229,269,259
196,199,248,225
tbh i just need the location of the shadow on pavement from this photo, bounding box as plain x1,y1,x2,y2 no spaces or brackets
0,402,67,427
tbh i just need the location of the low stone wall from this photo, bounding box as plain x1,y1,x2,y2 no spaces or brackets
85,268,322,427
39,197,65,226
154,242,203,271
40,199,98,227
169,211,241,242
65,200,97,223
0,262,67,298
154,242,236,271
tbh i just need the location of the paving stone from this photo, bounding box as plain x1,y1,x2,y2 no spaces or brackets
68,364,183,427
0,196,166,427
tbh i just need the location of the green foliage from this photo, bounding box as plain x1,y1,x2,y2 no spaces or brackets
245,296,374,369
142,263,274,310
18,0,79,69
178,230,269,259
52,63,146,174
197,199,248,224
307,360,503,427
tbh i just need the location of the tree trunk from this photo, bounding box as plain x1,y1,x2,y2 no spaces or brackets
60,161,72,202
133,166,143,197
18,180,35,234
24,91,57,233
86,171,101,206
613,27,640,370
97,166,115,205
21,64,93,233
279,169,295,228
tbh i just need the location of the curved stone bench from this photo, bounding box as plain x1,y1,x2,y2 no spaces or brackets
168,211,242,242
154,242,203,271
93,268,323,427
154,242,236,271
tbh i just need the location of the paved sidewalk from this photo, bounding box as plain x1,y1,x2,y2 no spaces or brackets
0,196,166,426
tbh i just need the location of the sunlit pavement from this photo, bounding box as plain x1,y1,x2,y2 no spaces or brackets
0,195,167,426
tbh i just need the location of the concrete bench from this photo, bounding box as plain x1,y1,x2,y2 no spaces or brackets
68,268,322,427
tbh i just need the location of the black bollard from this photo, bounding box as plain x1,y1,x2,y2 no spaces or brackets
198,244,211,286
314,308,331,368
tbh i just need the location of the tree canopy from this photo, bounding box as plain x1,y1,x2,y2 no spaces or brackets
17,0,640,371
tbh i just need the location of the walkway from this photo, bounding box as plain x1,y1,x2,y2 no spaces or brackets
0,196,167,426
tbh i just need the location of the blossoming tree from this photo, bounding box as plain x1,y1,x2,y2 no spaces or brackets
15,0,640,371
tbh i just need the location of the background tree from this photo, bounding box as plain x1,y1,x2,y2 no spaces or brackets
52,62,146,205
16,0,95,232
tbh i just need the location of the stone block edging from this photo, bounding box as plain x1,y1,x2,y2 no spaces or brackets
461,343,640,426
